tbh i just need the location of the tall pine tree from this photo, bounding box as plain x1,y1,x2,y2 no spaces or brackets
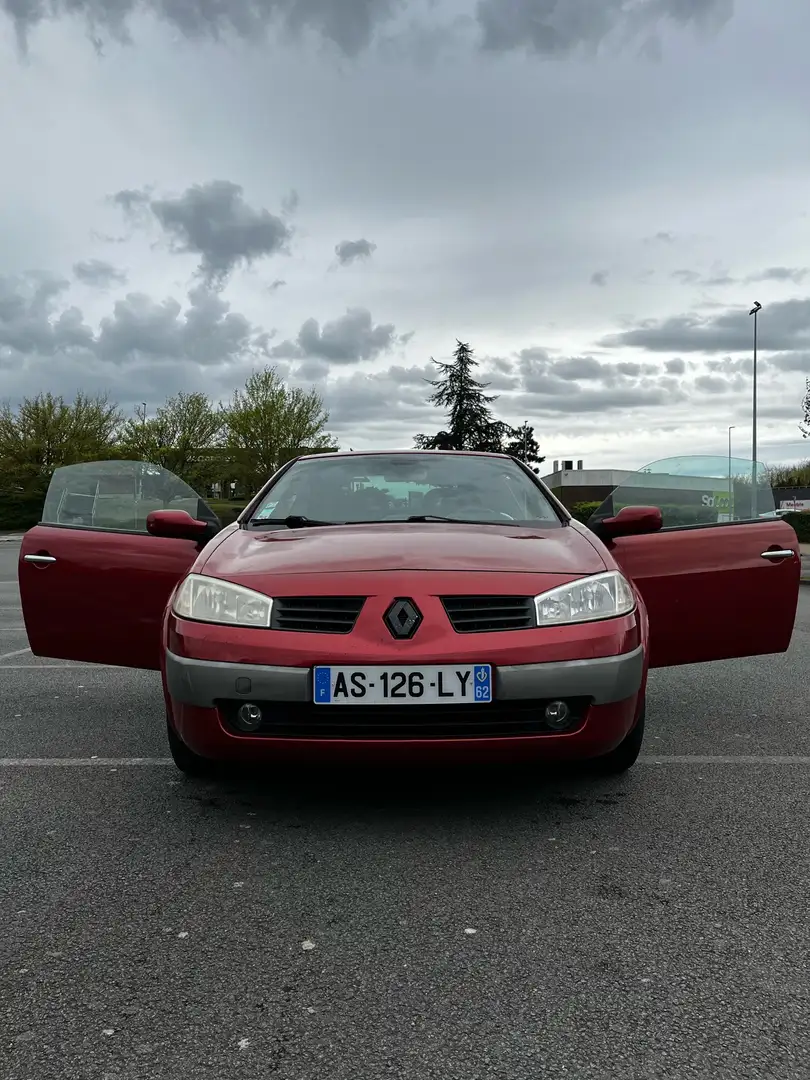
503,422,545,471
414,340,510,451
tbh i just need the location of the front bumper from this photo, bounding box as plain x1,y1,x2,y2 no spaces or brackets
163,601,647,762
164,646,644,709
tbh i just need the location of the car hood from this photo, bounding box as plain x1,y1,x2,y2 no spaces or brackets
201,522,606,578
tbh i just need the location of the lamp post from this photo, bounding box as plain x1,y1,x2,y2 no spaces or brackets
749,302,761,517
728,424,735,518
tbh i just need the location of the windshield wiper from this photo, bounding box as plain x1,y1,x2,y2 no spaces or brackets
250,515,342,529
404,514,513,525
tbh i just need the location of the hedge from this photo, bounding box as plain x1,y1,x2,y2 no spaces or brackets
208,501,247,527
788,513,810,544
0,493,45,532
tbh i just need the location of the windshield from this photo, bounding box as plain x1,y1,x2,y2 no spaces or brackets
249,453,561,526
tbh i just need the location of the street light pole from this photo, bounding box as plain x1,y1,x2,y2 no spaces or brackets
728,424,735,518
749,302,761,517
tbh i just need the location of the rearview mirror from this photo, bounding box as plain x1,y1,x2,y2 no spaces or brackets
589,505,663,540
146,509,212,541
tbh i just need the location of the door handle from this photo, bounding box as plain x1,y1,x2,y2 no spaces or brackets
23,554,56,564
760,549,795,560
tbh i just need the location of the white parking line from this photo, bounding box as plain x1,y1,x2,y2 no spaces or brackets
1,755,810,767
639,755,810,764
0,647,31,661
0,758,174,766
0,663,116,669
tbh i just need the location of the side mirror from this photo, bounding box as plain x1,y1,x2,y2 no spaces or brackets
146,509,211,541
589,505,663,540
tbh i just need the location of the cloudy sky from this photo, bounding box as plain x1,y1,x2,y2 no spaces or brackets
1,0,808,470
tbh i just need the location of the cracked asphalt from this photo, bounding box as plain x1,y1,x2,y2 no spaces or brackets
2,540,809,1079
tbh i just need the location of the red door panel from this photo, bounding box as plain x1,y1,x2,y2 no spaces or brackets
607,519,800,668
19,525,203,669
19,459,220,669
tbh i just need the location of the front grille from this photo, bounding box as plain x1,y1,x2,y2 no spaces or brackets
441,595,535,633
218,698,589,739
270,596,366,634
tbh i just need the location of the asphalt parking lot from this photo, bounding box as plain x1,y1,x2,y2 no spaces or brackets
2,538,810,1080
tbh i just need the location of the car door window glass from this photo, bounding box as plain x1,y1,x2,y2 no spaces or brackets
41,461,219,533
589,455,776,530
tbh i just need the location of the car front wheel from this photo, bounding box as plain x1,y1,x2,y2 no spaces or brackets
166,712,216,778
589,698,646,775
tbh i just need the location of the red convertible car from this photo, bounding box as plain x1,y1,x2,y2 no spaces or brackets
18,450,801,777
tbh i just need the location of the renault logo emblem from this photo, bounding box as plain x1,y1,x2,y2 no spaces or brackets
384,598,422,640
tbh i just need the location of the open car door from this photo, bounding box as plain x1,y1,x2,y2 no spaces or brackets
587,455,800,668
19,461,221,670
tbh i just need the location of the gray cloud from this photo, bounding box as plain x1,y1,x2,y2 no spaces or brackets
512,346,664,403
2,0,735,60
747,266,809,285
769,351,810,373
512,384,678,415
293,359,331,382
0,272,266,378
672,266,810,291
73,259,128,288
673,269,700,284
335,238,378,266
705,355,752,375
95,285,262,366
672,266,736,287
113,180,293,286
703,271,735,287
270,307,405,364
476,0,733,55
695,374,734,393
2,0,402,55
599,299,810,354
0,272,93,356
319,365,438,430
590,270,608,287
552,356,604,380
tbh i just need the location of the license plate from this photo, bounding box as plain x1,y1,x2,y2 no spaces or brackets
313,664,492,705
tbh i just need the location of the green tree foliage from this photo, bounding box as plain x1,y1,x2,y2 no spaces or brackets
222,367,333,493
0,392,123,494
119,392,224,492
503,422,545,471
414,340,509,452
764,459,810,488
801,378,809,439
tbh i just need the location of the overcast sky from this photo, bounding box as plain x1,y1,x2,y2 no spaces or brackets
1,0,808,470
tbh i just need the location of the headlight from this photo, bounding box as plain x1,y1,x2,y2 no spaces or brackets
173,574,272,628
534,571,635,626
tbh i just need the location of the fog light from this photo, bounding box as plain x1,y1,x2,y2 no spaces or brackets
544,700,571,730
236,703,263,732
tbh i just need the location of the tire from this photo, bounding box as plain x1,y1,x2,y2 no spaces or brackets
588,698,646,776
166,713,216,778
